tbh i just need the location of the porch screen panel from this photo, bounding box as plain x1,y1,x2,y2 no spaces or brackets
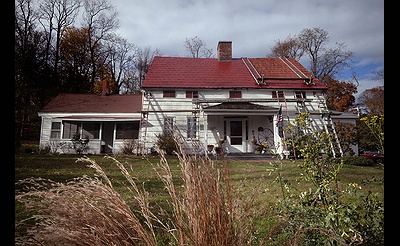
82,122,100,139
62,121,80,139
116,122,139,139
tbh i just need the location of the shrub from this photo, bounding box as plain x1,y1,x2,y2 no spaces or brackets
342,155,375,166
120,140,137,154
70,134,89,154
155,132,177,155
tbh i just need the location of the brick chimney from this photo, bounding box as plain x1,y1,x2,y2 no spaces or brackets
101,79,110,96
217,41,232,61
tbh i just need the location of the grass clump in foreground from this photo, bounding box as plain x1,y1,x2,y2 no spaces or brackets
15,115,383,245
15,146,263,245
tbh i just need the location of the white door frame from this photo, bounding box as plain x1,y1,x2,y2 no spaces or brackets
226,118,247,153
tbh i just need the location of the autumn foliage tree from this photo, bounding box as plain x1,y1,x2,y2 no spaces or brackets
334,121,358,155
59,27,93,93
357,86,384,116
325,77,357,112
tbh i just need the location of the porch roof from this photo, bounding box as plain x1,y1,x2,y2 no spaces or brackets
203,102,279,115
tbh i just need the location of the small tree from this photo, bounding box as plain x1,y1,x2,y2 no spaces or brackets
360,115,384,154
277,112,384,245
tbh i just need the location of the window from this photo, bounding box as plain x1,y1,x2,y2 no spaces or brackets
163,117,174,134
50,122,61,139
63,121,101,139
163,90,176,98
82,122,100,139
186,91,198,98
63,121,80,139
116,122,139,139
187,116,197,139
229,91,242,98
272,91,285,98
295,91,306,99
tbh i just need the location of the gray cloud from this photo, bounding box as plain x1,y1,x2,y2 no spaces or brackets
113,0,383,96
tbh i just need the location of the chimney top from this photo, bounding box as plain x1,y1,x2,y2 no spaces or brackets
101,79,110,96
217,41,232,61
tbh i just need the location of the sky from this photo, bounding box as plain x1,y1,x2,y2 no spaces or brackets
111,0,384,101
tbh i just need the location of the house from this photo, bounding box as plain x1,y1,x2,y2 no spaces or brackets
140,41,359,157
37,90,143,154
38,41,358,157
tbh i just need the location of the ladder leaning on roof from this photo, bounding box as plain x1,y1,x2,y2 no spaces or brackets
138,91,152,155
316,94,343,158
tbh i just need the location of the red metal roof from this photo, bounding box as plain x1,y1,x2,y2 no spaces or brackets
142,56,327,90
142,56,254,89
38,93,143,114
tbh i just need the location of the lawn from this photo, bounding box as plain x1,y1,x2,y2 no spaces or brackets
15,152,384,245
15,153,384,204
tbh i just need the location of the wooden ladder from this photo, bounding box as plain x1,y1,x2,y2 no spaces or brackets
317,94,343,158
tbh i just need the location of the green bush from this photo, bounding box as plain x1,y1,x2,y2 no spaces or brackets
342,156,375,166
155,132,177,155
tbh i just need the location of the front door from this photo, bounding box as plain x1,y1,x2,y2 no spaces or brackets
227,119,247,153
102,122,114,154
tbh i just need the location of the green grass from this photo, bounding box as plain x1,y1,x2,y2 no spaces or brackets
15,153,384,204
15,152,384,245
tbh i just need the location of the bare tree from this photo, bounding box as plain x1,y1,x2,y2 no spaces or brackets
268,27,354,84
372,67,384,83
37,0,81,79
134,46,162,90
184,36,213,58
103,34,137,94
81,0,119,91
266,35,303,60
298,27,354,83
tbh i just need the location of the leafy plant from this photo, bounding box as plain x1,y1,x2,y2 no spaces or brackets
155,132,177,155
70,133,89,154
360,115,384,154
272,112,384,245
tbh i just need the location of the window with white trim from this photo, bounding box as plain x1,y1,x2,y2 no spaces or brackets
63,121,81,139
163,90,176,98
62,121,100,139
50,122,61,139
186,91,199,98
229,91,242,98
116,122,139,139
